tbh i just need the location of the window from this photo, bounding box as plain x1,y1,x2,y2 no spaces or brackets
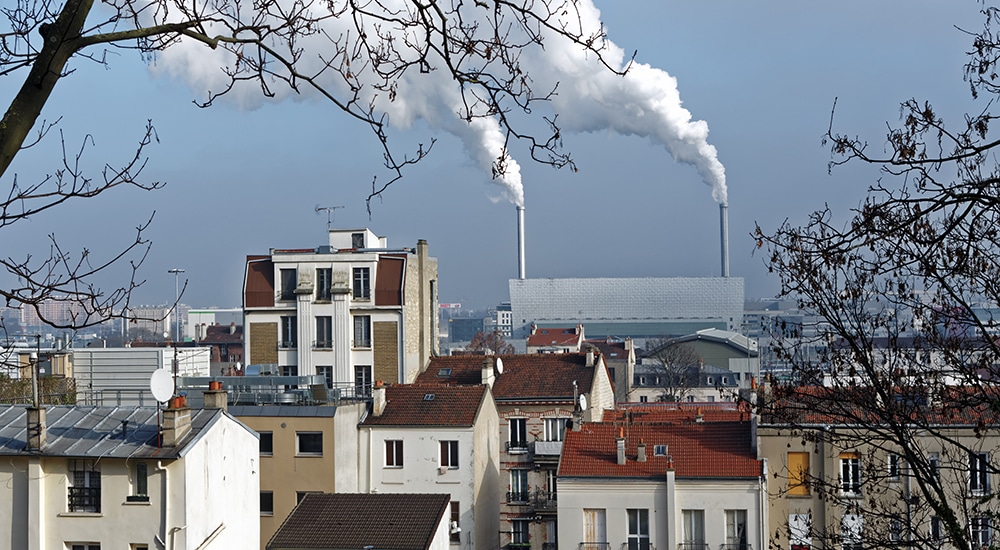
280,316,297,348
930,516,942,542
543,418,568,442
788,452,810,496
450,501,461,543
511,519,530,546
888,452,901,481
70,545,100,550
353,315,371,348
353,267,371,299
69,459,100,513
385,440,403,467
355,365,372,398
352,232,365,248
279,268,297,300
929,452,940,482
316,268,332,301
315,316,333,349
440,440,459,469
281,365,298,377
789,513,812,550
654,445,667,456
725,509,748,550
128,462,148,503
841,513,863,550
682,510,705,546
259,432,273,455
260,492,274,515
889,516,903,542
509,469,529,503
840,452,861,495
627,509,650,550
508,418,527,453
973,517,992,547
316,366,333,389
639,395,648,403
970,452,990,494
296,432,323,456
544,468,558,499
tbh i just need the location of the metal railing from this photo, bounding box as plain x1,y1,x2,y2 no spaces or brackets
68,487,100,513
542,544,558,550
506,440,529,454
677,544,709,550
621,543,655,550
578,543,611,550
313,340,334,350
531,489,557,510
506,491,530,504
718,544,751,550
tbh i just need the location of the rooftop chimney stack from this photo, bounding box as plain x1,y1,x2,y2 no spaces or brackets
162,399,191,447
516,206,526,280
26,407,46,451
637,441,647,462
616,427,626,465
720,203,730,278
482,358,496,388
373,382,387,416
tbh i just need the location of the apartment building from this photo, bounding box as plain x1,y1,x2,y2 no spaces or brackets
243,228,438,394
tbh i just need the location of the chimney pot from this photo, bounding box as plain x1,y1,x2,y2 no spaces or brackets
616,435,626,465
373,386,387,416
637,441,647,462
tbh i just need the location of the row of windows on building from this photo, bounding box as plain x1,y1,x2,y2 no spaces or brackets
278,267,371,302
578,508,748,550
279,314,371,349
270,364,373,395
787,450,991,497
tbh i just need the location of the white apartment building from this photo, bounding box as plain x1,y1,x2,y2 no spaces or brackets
243,229,438,395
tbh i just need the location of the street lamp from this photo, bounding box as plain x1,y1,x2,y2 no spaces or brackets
168,268,185,341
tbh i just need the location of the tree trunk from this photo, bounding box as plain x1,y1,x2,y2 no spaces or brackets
0,0,94,178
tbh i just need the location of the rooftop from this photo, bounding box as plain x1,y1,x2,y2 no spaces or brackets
361,384,488,427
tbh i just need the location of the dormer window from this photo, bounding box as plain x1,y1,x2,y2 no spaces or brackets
654,445,667,456
424,394,435,401
437,368,452,377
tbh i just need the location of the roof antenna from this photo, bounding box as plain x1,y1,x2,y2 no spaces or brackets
315,205,344,230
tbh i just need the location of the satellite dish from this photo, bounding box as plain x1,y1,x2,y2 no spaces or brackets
235,361,242,371
495,357,504,375
578,394,588,411
150,369,174,403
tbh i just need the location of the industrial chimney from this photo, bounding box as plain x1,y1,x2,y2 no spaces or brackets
516,206,526,280
719,203,730,278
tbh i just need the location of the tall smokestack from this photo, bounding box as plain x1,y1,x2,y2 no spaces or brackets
517,206,526,280
720,203,730,278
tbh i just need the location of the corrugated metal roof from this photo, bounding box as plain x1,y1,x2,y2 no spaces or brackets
0,405,224,458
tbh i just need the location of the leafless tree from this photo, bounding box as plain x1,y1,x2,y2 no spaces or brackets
0,0,627,337
469,329,515,355
639,337,701,402
754,5,1000,549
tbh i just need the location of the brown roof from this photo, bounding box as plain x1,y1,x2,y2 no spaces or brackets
417,353,601,404
559,421,763,480
201,324,244,344
528,326,582,347
361,384,488,427
267,492,449,550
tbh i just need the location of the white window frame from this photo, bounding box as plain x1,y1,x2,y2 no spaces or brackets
970,452,990,495
840,454,861,495
353,315,372,348
543,417,568,442
627,508,650,550
440,440,459,469
352,267,371,299
385,439,403,468
888,452,901,481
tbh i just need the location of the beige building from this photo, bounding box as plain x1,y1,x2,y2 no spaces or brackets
230,402,367,550
243,228,438,394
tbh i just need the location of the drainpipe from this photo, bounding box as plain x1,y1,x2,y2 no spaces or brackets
759,458,768,550
155,461,168,549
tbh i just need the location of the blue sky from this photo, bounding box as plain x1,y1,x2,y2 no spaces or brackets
1,1,984,311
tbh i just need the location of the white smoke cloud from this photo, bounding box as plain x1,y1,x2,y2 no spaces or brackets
152,0,722,208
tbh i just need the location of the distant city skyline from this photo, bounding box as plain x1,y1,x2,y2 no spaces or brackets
1,1,981,311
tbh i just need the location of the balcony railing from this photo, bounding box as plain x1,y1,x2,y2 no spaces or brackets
532,440,563,456
542,544,558,550
578,543,611,550
68,486,100,513
279,341,297,349
621,543,655,550
531,489,557,511
718,545,751,550
506,440,529,454
506,491,530,504
676,544,708,550
313,340,334,350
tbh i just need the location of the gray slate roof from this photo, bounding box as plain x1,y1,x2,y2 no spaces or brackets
268,493,450,550
0,405,224,458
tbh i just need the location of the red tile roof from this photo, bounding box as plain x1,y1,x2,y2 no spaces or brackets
559,421,762,480
528,326,583,348
361,384,488,427
417,353,601,404
267,492,449,550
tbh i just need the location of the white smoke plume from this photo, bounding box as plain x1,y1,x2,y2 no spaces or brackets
152,1,722,208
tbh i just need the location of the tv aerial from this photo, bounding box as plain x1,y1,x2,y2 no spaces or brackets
315,205,345,230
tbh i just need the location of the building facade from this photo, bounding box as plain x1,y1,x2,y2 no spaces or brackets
243,229,438,395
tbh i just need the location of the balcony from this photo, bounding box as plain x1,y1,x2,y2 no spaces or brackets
718,545,751,550
313,340,333,350
676,544,708,550
506,440,529,454
542,544,558,550
68,486,101,513
578,544,611,550
279,341,297,349
531,489,558,513
507,544,531,550
621,544,655,550
506,491,530,504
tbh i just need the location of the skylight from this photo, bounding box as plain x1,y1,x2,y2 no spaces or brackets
424,394,435,401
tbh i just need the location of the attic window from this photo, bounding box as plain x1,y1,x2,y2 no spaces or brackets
438,368,452,377
540,330,549,334
424,394,435,401
654,445,667,456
